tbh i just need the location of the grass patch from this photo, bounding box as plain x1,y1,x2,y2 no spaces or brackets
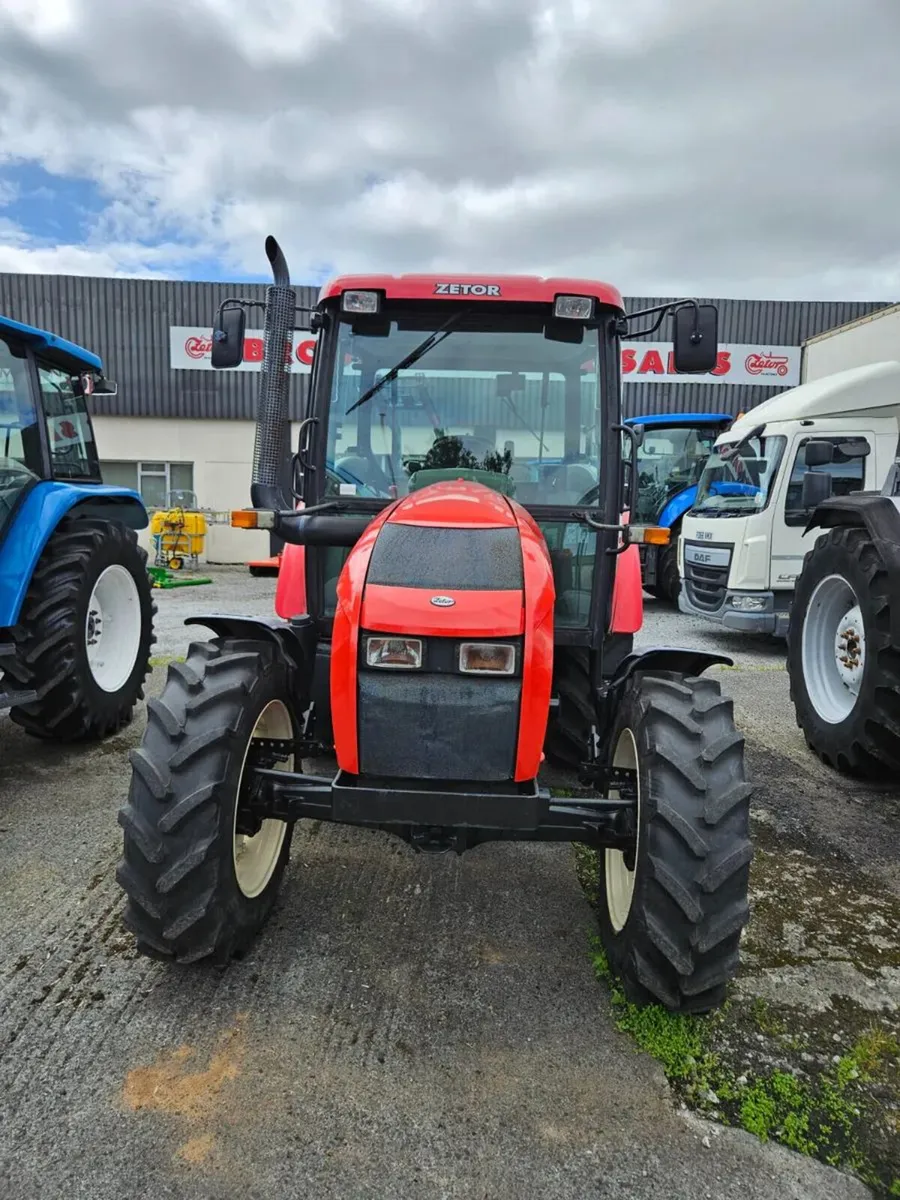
148,655,186,667
581,840,900,1195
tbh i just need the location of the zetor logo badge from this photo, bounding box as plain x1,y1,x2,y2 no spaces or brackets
430,595,456,607
434,283,501,296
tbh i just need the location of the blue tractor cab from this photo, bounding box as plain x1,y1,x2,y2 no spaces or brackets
0,314,154,740
624,412,734,603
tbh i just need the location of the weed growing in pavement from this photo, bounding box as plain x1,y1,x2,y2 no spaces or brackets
579,844,900,1196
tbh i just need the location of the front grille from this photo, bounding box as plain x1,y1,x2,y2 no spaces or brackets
684,561,729,611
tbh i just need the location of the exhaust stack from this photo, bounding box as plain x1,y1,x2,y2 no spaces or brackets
251,235,296,510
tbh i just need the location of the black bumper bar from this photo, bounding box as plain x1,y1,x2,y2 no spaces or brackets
242,765,637,853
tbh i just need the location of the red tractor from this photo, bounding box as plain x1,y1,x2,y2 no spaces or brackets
117,238,753,1013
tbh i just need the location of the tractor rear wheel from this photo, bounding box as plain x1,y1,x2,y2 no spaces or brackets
116,637,304,963
787,526,900,776
0,516,154,741
544,646,593,770
596,672,752,1013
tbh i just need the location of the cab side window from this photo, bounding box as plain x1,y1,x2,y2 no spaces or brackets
783,437,868,526
36,360,99,481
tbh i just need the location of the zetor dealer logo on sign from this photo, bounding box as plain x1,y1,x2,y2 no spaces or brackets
169,327,800,386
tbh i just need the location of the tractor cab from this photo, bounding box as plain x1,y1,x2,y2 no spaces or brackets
0,314,116,541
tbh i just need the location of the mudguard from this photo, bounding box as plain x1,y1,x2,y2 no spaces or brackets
184,613,317,679
0,481,147,628
657,485,698,530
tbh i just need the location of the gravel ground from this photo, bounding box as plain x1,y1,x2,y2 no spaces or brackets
0,566,894,1199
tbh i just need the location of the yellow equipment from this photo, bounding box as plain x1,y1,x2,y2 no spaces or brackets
150,490,207,570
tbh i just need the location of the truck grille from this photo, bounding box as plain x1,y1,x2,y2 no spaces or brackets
684,561,729,611
681,540,733,612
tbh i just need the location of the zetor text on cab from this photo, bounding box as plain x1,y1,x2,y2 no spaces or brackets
116,237,754,1014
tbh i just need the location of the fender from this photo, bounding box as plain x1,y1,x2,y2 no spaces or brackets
657,486,698,530
605,647,733,689
274,542,308,618
609,542,643,634
0,481,147,628
184,613,317,680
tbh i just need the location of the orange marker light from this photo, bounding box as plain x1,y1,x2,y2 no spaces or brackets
232,510,262,529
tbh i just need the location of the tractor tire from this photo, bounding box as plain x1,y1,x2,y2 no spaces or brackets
0,516,155,742
645,531,681,605
786,526,900,777
544,646,594,771
116,637,302,964
596,672,752,1013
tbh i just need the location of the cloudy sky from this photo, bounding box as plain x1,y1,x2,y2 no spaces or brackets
0,0,897,299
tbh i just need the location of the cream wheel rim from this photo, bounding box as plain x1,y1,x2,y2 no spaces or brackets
233,699,292,898
605,727,640,933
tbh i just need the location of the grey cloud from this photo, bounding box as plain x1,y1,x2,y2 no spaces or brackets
0,0,897,298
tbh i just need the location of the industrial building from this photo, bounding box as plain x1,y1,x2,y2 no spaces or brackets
0,271,888,562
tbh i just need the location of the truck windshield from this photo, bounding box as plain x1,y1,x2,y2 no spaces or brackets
326,311,603,506
0,331,42,539
692,433,787,516
633,424,723,522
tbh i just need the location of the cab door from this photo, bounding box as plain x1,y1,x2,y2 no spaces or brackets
769,433,874,590
0,330,44,543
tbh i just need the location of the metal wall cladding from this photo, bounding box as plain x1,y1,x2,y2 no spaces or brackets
0,273,888,421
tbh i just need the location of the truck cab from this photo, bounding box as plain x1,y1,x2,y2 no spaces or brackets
678,361,900,635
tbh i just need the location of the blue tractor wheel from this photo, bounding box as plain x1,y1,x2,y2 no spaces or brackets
0,516,155,741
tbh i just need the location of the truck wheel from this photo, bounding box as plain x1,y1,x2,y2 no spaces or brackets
116,637,301,964
544,647,593,770
1,517,154,741
596,673,752,1013
787,526,900,776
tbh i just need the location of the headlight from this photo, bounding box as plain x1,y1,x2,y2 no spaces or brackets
731,595,767,612
365,636,422,669
459,642,516,675
342,290,380,314
554,295,594,319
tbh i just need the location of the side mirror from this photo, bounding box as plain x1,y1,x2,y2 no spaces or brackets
94,375,117,396
801,470,833,511
803,440,834,467
672,303,719,373
496,372,526,397
211,306,246,369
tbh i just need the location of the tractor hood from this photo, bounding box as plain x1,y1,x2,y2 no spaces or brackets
330,481,555,784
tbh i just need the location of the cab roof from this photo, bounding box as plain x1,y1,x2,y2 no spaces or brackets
625,412,733,428
716,360,900,445
318,274,625,311
0,313,102,372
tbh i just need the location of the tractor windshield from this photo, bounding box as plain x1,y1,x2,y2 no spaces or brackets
632,423,723,523
0,331,42,540
326,310,602,507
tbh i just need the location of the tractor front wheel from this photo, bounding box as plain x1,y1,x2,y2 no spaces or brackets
596,672,752,1013
116,637,302,963
1,516,155,741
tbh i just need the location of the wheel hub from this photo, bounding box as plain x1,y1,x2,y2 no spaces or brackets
834,604,865,689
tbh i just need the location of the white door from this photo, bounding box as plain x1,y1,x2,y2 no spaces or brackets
769,434,873,589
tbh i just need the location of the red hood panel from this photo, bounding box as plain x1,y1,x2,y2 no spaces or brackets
361,584,525,638
386,480,516,529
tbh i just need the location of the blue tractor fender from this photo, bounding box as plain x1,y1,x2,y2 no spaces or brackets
0,482,147,628
657,484,700,531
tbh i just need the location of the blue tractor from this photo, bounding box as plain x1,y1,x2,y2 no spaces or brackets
624,412,733,603
0,314,155,740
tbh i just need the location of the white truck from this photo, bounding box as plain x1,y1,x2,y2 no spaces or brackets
677,360,900,636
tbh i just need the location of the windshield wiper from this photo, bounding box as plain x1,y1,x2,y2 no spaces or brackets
345,307,472,416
